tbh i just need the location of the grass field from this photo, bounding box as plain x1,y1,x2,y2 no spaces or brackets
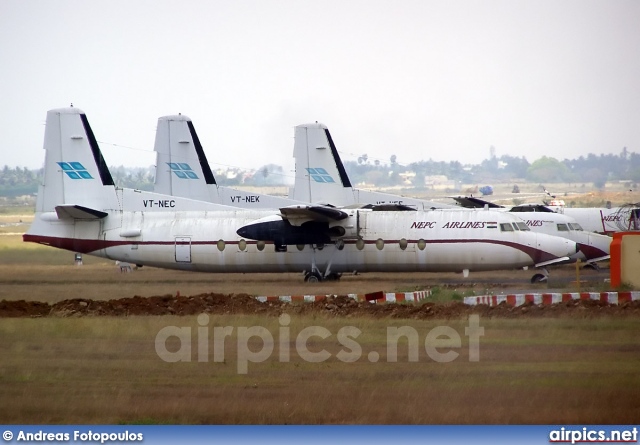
1,316,638,424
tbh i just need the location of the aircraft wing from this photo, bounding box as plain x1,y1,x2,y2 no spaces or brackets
534,256,570,268
585,254,610,264
361,204,418,211
452,196,504,209
279,205,349,225
55,205,108,220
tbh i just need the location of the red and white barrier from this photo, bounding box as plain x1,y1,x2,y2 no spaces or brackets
255,290,431,304
254,290,640,307
464,292,640,307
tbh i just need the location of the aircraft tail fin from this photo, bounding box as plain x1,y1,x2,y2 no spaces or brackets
153,114,221,202
36,107,119,214
291,123,355,205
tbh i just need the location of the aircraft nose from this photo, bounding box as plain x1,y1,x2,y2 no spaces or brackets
543,233,577,257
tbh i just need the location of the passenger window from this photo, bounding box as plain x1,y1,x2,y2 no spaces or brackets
296,244,305,251
376,238,384,250
399,238,408,250
238,239,247,251
356,238,365,250
557,224,569,232
217,240,225,251
417,239,426,250
257,241,265,251
500,223,514,232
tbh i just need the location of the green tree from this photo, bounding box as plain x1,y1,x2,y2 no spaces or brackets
526,157,572,183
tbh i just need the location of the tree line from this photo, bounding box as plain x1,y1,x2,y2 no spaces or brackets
343,148,640,189
1,148,639,197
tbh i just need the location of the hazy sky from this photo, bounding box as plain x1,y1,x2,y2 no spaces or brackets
2,0,639,177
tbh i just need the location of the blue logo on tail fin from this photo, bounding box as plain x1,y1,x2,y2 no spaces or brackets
57,162,93,179
168,163,199,179
306,167,335,183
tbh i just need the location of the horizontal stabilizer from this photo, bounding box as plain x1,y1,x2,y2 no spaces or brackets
55,205,108,220
280,205,349,223
534,256,570,268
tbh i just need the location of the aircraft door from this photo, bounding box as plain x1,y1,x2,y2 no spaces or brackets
175,237,191,263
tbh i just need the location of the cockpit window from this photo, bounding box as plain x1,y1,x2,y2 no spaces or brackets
500,223,514,232
568,223,583,231
516,222,530,231
511,223,520,231
557,223,569,232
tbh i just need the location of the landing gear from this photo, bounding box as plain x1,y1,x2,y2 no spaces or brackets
303,271,341,283
303,241,343,283
530,273,547,283
583,262,600,271
304,271,322,283
530,266,550,283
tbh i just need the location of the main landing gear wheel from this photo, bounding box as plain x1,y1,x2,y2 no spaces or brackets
304,271,322,283
530,273,548,283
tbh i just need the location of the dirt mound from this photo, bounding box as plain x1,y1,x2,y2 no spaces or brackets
1,293,640,318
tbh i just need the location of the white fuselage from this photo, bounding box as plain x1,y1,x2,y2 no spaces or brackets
550,206,640,235
25,200,577,275
501,212,611,262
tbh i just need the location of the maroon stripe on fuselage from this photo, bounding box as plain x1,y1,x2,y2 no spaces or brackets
23,234,561,264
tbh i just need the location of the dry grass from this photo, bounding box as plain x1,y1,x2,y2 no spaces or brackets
0,260,588,303
0,316,638,424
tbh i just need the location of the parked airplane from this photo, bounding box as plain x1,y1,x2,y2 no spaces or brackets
151,114,597,280
451,197,611,267
153,114,307,208
23,107,578,282
546,201,640,235
290,122,457,209
289,122,609,270
512,185,639,235
151,114,583,281
462,188,640,236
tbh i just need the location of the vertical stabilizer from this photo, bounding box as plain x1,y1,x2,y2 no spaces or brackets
291,122,456,209
153,115,308,208
36,107,119,213
292,123,356,205
153,115,221,203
